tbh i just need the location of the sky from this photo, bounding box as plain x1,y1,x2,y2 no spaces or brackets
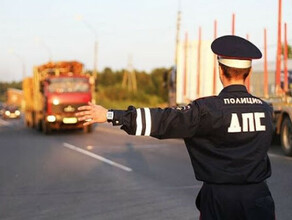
0,0,291,82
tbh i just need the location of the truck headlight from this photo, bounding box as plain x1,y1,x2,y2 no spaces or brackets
5,111,10,116
53,99,60,105
47,115,56,122
15,110,20,116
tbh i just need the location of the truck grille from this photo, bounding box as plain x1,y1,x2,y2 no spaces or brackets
51,103,84,114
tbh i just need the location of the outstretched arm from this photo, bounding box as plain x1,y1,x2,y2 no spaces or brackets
76,102,200,139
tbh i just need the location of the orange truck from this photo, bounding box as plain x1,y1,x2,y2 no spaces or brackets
23,61,94,134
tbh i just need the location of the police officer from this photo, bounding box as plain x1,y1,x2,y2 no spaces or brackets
76,35,275,220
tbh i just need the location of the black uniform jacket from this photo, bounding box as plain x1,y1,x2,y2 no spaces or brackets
111,85,273,184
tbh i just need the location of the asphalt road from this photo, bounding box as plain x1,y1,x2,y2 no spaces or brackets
0,117,291,220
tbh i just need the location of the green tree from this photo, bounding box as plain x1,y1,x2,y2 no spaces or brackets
150,68,168,101
92,67,170,108
282,44,292,58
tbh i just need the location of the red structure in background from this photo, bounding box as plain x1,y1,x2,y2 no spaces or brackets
183,32,188,98
232,13,235,35
276,0,282,94
213,20,217,95
197,27,202,97
246,34,251,92
264,28,269,98
284,22,288,92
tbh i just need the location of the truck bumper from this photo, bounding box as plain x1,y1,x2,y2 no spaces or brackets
46,114,84,130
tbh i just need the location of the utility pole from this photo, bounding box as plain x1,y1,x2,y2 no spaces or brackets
232,13,235,35
284,22,288,92
174,3,181,67
264,28,269,98
183,32,188,99
246,34,251,92
93,39,98,86
169,2,181,107
122,55,137,92
275,0,282,95
213,20,217,95
76,15,98,103
196,27,202,98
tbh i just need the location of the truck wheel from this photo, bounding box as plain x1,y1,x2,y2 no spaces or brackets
83,125,92,133
280,117,292,156
25,118,30,127
37,120,42,131
25,113,33,128
42,120,51,134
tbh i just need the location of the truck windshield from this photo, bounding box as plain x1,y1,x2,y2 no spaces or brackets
48,78,90,93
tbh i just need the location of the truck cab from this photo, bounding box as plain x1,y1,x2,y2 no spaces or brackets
41,75,92,133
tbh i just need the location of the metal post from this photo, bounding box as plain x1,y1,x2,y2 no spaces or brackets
197,27,202,98
183,32,188,99
232,13,235,35
213,20,217,95
175,10,181,68
264,28,269,98
246,34,251,92
77,17,99,103
284,23,288,92
92,40,98,104
276,0,282,94
93,40,98,75
169,7,181,107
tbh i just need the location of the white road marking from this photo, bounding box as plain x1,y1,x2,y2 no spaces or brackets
0,119,10,126
88,144,173,151
162,184,202,190
136,144,171,148
63,142,133,172
268,153,292,161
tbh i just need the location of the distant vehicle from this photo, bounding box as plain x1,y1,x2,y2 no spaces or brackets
2,105,21,119
6,88,23,108
0,102,5,116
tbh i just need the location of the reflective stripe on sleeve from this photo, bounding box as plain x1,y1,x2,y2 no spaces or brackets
135,108,152,136
144,108,152,136
135,108,142,136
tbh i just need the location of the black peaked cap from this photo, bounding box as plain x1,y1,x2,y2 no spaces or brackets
211,35,262,59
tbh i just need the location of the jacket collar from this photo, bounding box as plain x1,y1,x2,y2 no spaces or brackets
219,84,248,95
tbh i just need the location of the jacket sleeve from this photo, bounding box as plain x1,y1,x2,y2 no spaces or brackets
111,102,200,139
